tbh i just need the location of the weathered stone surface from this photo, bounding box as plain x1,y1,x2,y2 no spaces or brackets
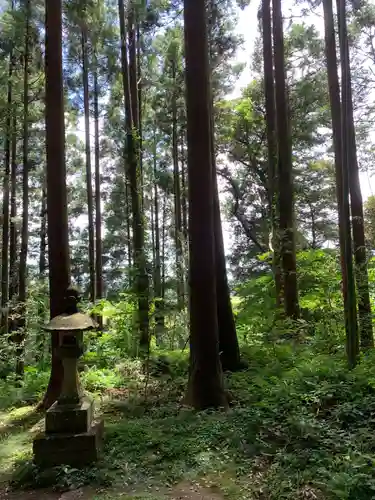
33,419,104,467
45,397,93,435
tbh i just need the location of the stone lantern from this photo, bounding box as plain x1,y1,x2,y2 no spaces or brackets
33,287,104,467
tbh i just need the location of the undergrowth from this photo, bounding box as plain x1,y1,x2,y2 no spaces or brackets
0,342,374,499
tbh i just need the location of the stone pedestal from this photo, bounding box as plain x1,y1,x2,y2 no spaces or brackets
33,397,103,467
33,419,103,467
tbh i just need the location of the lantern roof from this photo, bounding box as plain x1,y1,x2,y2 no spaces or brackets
43,312,97,331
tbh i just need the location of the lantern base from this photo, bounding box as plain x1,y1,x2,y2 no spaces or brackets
45,396,93,434
33,419,104,467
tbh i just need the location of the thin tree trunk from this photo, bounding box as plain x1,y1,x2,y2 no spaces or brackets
272,0,300,319
118,0,149,353
81,29,95,303
39,177,47,278
36,176,47,363
136,24,144,210
180,131,188,247
40,0,70,409
262,0,282,309
161,191,167,301
93,64,103,316
184,0,227,409
125,182,132,278
337,0,359,366
17,0,32,378
1,31,15,334
171,58,184,310
153,131,164,341
9,114,18,301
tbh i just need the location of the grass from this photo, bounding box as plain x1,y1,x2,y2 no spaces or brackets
1,344,375,499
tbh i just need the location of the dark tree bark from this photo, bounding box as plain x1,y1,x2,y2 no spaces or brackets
184,0,227,409
337,0,359,366
153,131,164,341
161,191,167,301
335,0,372,349
262,0,282,308
40,0,70,409
17,0,32,378
39,177,47,279
171,58,185,310
81,29,95,303
208,107,241,372
9,114,18,301
93,64,103,315
118,0,149,353
322,0,347,303
272,0,300,319
136,23,144,211
36,175,47,363
180,131,188,248
1,28,15,334
211,151,241,372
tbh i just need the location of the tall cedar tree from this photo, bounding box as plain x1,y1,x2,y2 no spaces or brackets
40,0,70,409
337,0,359,366
262,0,282,309
153,130,164,339
272,0,300,319
184,0,227,409
322,0,348,308
171,57,185,310
118,0,149,352
82,27,96,303
93,63,103,314
17,0,32,377
335,0,373,348
1,2,15,333
9,114,17,301
207,0,241,372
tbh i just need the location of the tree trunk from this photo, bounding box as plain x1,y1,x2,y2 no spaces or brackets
153,131,164,341
36,175,47,362
1,34,14,334
272,0,300,319
212,153,241,372
9,114,18,301
335,0,372,349
118,0,149,354
40,0,70,409
136,24,144,211
184,0,227,410
39,178,47,279
209,107,240,371
82,29,95,303
125,182,132,279
322,0,347,305
337,0,359,366
171,58,185,310
17,0,32,378
262,0,282,309
93,63,103,317
180,131,188,248
161,191,167,301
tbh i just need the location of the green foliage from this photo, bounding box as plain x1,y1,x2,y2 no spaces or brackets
3,344,375,499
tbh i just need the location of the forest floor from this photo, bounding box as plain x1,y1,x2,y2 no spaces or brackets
1,345,375,499
0,482,224,499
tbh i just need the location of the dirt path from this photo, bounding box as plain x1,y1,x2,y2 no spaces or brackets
0,481,225,500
